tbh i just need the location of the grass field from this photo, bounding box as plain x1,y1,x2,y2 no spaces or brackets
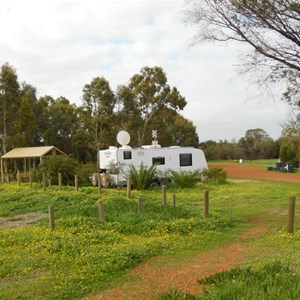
0,162,300,299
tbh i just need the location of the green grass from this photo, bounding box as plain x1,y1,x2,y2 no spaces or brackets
160,260,300,300
1,171,300,299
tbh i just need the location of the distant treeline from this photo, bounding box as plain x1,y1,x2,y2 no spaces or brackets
201,128,299,167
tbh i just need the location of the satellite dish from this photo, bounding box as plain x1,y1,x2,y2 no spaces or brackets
117,130,130,146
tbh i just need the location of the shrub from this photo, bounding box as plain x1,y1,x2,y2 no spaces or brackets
170,170,200,188
129,163,157,190
36,155,80,185
75,162,98,185
201,168,227,184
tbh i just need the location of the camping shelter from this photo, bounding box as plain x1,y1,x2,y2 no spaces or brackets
0,146,66,183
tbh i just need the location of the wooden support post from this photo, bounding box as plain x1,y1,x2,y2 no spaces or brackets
17,170,21,186
98,200,105,220
137,197,143,214
75,174,79,191
0,159,3,183
24,158,27,175
204,190,209,217
172,193,176,207
287,196,296,234
42,173,46,191
97,173,102,195
126,176,131,199
29,171,32,190
162,185,167,206
49,206,55,230
58,173,62,191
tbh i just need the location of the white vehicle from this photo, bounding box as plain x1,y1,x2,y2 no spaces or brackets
98,131,208,186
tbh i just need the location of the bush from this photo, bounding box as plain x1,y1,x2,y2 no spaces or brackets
36,155,80,185
170,170,200,188
129,163,157,190
201,168,227,184
75,162,98,185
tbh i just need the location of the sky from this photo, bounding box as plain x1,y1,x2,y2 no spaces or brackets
0,0,291,142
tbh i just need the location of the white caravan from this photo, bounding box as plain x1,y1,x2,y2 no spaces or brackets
98,136,208,186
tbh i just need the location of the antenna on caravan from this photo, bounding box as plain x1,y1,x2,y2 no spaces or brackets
117,130,130,146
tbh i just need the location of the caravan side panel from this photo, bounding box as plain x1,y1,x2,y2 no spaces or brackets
99,149,118,170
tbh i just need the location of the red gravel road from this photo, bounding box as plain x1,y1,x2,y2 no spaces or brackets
210,163,300,183
84,223,270,300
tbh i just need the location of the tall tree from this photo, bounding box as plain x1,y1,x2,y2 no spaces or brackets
13,83,39,147
82,77,116,156
184,0,300,106
239,128,278,159
279,119,300,166
0,63,20,156
115,85,143,146
72,106,96,163
119,66,187,146
39,96,78,154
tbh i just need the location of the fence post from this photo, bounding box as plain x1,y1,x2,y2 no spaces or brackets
137,197,143,214
42,173,46,191
98,200,105,221
162,185,167,206
204,190,209,217
287,196,296,234
58,173,62,191
126,177,131,199
97,173,102,195
29,171,32,190
172,193,176,207
17,170,21,186
49,206,55,230
75,174,79,191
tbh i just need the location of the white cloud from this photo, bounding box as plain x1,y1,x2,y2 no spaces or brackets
0,0,290,142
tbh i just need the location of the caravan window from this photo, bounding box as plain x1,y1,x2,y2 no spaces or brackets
152,157,165,165
123,151,132,160
180,153,192,166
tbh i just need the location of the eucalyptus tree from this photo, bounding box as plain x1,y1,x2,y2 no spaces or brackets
279,119,300,166
71,106,96,162
239,128,278,159
39,96,78,154
169,113,199,147
13,83,39,147
118,66,187,146
115,84,143,146
82,77,116,155
145,106,199,147
184,0,300,106
0,63,20,157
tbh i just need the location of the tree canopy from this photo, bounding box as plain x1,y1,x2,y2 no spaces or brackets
0,63,199,164
117,66,188,146
184,0,300,106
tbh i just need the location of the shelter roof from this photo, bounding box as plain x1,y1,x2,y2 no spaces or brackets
1,146,66,159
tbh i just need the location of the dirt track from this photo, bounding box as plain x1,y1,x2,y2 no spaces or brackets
85,224,268,300
210,163,300,183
